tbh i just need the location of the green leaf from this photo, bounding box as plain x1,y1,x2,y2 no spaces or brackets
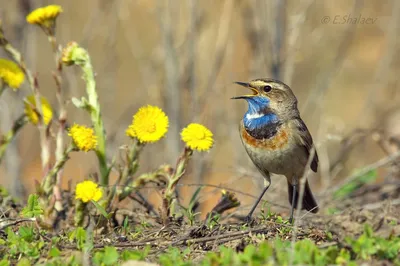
258,242,273,260
123,216,129,230
91,200,110,219
121,250,143,261
93,251,104,266
364,223,373,238
188,186,202,211
102,246,119,265
21,194,43,218
0,259,10,266
334,170,377,199
49,247,61,258
121,246,150,261
16,258,30,266
70,227,86,250
18,226,34,242
71,97,91,111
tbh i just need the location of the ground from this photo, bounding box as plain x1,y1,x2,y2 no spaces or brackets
0,177,399,265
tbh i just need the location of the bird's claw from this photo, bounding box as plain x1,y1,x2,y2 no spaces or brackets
244,215,255,225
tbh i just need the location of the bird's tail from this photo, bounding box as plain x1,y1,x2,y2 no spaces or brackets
287,180,319,213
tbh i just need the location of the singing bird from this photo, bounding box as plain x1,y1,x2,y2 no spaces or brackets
232,78,319,222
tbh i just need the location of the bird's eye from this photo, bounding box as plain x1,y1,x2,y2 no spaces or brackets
263,85,272,92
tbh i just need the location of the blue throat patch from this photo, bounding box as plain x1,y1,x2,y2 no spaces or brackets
243,96,278,130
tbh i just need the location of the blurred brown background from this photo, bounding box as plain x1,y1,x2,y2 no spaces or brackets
0,0,399,216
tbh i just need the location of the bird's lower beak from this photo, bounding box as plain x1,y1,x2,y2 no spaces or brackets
231,81,258,99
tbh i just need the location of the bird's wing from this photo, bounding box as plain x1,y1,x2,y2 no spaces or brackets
291,118,319,172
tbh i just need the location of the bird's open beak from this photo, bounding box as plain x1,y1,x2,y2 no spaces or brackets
231,81,258,99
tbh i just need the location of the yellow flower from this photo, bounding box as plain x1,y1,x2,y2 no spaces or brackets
61,41,78,66
127,105,169,143
68,124,98,152
24,95,53,125
125,125,136,138
181,123,213,151
0,59,25,90
75,180,103,203
26,5,62,30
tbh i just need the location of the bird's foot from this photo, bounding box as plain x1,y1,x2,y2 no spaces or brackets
244,215,255,225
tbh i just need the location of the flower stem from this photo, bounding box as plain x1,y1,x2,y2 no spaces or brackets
74,200,86,227
162,147,193,224
42,145,74,196
165,147,193,200
1,40,50,173
120,140,143,185
48,33,67,209
77,51,108,186
0,81,5,98
0,115,27,164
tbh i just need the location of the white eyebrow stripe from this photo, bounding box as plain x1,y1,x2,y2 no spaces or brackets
246,112,264,120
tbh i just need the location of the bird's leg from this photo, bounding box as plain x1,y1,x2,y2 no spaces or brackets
245,183,270,223
289,184,297,224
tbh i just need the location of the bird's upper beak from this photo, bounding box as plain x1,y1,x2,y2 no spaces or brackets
231,81,258,99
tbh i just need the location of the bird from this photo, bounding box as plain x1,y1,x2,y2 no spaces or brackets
232,78,319,223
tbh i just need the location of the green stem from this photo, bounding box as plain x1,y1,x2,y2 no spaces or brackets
48,33,66,208
0,81,5,97
42,145,74,195
2,42,50,173
74,200,86,227
165,147,193,200
80,57,108,186
120,140,143,185
63,43,108,185
0,115,27,164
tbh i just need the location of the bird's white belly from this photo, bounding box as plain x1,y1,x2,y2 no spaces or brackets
244,141,296,174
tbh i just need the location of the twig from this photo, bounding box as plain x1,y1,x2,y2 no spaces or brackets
153,225,272,254
329,129,371,173
203,0,234,93
60,239,155,250
42,145,74,195
129,192,158,217
283,0,313,84
158,0,181,162
301,0,363,115
353,0,400,125
362,199,400,210
183,183,290,210
0,218,36,230
318,242,338,249
327,150,400,195
268,0,286,79
289,146,316,266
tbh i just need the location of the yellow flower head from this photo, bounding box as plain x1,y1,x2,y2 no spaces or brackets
0,59,25,90
24,95,53,125
68,124,98,152
127,105,169,143
26,5,62,31
61,41,79,66
75,180,103,203
125,125,136,138
181,123,214,151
